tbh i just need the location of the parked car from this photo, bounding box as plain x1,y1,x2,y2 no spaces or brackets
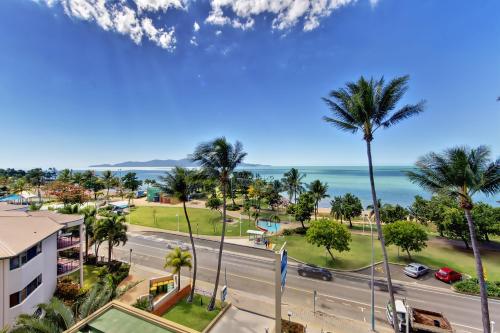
166,240,189,251
297,264,332,281
434,267,462,283
403,263,429,278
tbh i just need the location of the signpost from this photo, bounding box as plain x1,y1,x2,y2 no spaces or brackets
313,290,317,315
221,285,227,302
275,242,287,333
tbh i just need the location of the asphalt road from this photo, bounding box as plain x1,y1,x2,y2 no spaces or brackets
108,231,500,333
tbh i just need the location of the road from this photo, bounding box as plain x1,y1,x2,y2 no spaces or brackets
107,231,500,333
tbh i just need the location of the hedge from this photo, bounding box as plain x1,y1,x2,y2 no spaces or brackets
454,278,500,297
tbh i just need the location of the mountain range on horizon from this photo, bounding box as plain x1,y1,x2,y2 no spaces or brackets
89,158,270,168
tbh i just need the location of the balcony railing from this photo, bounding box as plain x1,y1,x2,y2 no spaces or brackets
57,235,80,250
57,259,80,276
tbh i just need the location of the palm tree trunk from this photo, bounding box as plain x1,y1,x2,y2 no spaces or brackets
208,179,227,311
183,202,197,303
464,208,491,333
108,240,112,267
366,140,399,333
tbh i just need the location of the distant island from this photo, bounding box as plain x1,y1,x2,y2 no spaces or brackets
89,158,270,168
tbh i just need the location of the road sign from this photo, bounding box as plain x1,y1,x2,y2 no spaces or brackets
221,285,227,302
280,249,288,291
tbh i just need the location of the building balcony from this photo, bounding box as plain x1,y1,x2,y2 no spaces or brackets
57,258,80,276
57,234,80,250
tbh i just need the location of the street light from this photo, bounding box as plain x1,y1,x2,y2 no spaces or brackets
239,214,242,237
287,311,292,326
129,248,133,265
176,214,179,232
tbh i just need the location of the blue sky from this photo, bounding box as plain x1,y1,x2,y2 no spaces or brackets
0,0,499,169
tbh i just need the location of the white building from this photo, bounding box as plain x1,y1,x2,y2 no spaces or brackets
0,203,83,328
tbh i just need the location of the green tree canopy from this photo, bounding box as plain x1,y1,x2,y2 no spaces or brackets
306,219,351,261
383,221,428,260
342,193,363,228
295,192,315,229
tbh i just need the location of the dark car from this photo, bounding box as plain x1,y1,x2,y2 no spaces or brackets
297,264,332,281
434,267,462,284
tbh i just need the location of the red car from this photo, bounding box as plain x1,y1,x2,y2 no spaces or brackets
434,267,462,283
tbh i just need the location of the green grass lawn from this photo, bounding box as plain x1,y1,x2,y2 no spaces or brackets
67,264,104,289
128,206,256,237
162,294,221,332
278,233,500,280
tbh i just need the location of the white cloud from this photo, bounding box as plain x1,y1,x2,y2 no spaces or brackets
134,0,187,12
190,36,198,46
142,18,176,50
193,21,200,32
205,0,355,31
215,30,222,36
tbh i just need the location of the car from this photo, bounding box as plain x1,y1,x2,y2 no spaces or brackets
434,267,462,283
166,240,189,251
297,264,332,281
403,263,429,278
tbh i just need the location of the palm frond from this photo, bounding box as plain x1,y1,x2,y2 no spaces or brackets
380,101,425,128
323,116,358,133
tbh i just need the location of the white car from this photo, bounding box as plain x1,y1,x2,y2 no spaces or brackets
403,263,429,278
166,240,189,251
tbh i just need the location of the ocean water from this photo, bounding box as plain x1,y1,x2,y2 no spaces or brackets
93,166,498,208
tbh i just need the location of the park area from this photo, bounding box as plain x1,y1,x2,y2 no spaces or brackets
128,206,255,237
278,233,500,280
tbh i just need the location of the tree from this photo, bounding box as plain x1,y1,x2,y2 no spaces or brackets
101,170,118,199
26,168,47,203
206,196,223,220
93,214,128,266
191,137,246,311
408,195,430,224
295,192,315,229
82,171,105,202
407,145,499,333
342,193,363,228
442,206,472,249
383,221,428,260
472,203,500,242
57,169,73,183
323,75,425,332
282,168,305,203
306,219,351,261
308,180,329,220
79,206,97,259
46,181,89,206
165,247,192,292
121,172,142,206
380,203,408,224
11,297,74,333
330,196,344,223
160,167,199,302
233,170,254,200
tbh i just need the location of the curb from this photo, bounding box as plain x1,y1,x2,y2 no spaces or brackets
202,302,232,333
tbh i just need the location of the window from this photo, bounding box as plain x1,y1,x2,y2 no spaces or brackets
9,274,43,308
9,242,42,270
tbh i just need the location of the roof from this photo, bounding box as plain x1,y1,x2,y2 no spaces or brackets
64,301,197,333
28,211,83,227
395,300,407,313
0,216,63,258
247,230,265,235
0,202,27,212
109,201,129,209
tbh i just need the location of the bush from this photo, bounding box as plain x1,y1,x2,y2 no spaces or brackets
55,278,81,301
133,297,151,311
283,227,308,236
226,204,240,211
108,263,131,286
454,278,500,297
85,254,97,265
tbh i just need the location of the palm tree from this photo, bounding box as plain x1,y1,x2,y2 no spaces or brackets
11,298,74,333
93,214,128,266
407,146,499,333
330,196,344,223
57,169,73,183
26,168,47,203
165,247,192,292
101,170,117,200
160,167,199,302
323,75,425,332
79,206,97,259
282,168,305,203
308,180,329,219
366,199,382,218
191,137,246,311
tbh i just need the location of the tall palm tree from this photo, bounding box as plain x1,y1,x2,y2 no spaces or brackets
407,146,499,333
160,167,199,302
323,75,425,332
330,196,344,223
165,247,192,292
79,206,97,259
282,168,305,203
191,137,246,311
101,170,116,200
26,168,47,203
93,214,128,266
308,180,329,219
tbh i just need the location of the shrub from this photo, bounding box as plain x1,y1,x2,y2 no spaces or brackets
226,204,240,211
282,227,308,236
454,278,500,297
55,278,81,301
107,263,131,286
133,297,151,311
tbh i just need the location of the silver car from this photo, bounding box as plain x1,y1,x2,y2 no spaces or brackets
166,240,189,251
403,263,429,278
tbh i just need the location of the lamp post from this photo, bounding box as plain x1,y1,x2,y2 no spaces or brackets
176,214,179,232
287,311,292,326
129,248,133,265
196,223,199,237
239,214,242,237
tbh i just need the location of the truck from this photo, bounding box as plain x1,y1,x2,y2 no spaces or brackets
386,299,454,333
